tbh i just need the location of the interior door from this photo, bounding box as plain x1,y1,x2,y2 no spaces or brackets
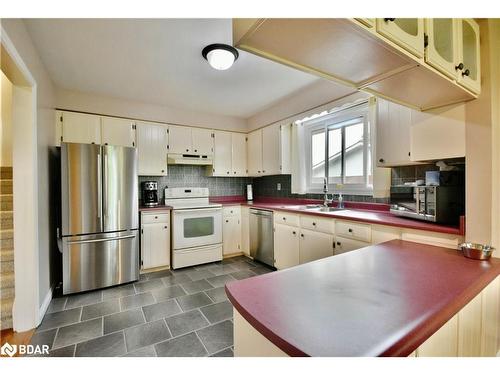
102,145,138,232
61,143,103,236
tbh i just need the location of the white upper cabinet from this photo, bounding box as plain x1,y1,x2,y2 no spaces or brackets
231,132,247,176
425,19,458,79
456,19,481,94
192,128,214,155
168,125,193,154
212,131,232,176
247,124,291,177
262,124,281,175
376,18,425,58
376,98,420,167
136,121,168,176
61,111,101,145
101,117,136,147
247,129,263,176
168,125,214,155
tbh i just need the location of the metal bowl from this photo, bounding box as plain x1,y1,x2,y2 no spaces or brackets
458,242,495,260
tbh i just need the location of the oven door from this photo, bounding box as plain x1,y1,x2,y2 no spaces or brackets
172,207,222,250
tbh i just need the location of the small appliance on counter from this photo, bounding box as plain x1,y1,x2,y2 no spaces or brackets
246,184,253,201
142,181,159,207
390,170,465,225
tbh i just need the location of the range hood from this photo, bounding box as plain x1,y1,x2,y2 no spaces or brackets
167,153,213,165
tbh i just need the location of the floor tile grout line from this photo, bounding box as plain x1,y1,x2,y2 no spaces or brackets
194,330,210,357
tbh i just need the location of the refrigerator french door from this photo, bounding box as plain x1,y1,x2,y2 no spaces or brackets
61,143,139,294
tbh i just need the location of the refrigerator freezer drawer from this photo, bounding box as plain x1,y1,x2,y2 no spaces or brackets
62,231,139,294
172,244,222,269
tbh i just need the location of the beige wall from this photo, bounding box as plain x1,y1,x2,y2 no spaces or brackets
56,87,248,133
1,71,13,166
2,19,56,307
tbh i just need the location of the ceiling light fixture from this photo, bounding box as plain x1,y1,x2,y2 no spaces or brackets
202,43,239,70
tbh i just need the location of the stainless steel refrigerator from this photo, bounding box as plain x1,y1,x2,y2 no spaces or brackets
61,143,139,294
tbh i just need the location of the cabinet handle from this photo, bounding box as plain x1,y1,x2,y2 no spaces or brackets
455,62,464,71
337,242,341,246
379,158,384,163
462,69,470,77
384,18,396,22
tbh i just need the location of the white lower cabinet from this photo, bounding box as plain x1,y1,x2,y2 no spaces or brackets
274,223,300,270
334,236,370,255
299,229,334,264
240,206,250,256
140,211,170,270
223,207,242,256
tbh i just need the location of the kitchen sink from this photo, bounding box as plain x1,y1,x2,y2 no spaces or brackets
304,206,346,212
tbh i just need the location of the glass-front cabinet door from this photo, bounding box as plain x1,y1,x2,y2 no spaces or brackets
376,18,425,58
456,18,481,94
424,18,457,79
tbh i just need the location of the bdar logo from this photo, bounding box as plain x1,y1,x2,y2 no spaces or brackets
1,342,17,357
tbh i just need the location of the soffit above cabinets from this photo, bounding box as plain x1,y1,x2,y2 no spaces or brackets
233,18,478,111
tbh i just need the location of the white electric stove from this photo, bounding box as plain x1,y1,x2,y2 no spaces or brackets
165,187,223,269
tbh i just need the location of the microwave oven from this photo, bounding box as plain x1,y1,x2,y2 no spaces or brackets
390,185,465,224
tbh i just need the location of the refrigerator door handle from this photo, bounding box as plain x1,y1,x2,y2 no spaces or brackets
67,234,136,245
103,152,108,222
97,152,102,224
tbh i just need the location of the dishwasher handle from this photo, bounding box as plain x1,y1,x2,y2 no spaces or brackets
250,209,273,217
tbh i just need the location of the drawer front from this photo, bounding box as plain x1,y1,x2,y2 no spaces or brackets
335,220,371,242
273,211,300,227
141,212,170,224
223,205,241,217
300,215,335,234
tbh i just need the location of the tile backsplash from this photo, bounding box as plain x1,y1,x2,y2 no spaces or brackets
139,165,251,203
251,174,390,203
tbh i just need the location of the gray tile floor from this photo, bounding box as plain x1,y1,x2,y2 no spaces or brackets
31,256,273,357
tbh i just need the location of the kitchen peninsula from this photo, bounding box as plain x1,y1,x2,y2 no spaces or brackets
226,240,500,357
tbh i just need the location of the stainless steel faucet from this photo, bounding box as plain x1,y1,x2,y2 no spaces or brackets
323,178,332,207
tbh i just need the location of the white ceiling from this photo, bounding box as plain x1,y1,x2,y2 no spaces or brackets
24,19,324,118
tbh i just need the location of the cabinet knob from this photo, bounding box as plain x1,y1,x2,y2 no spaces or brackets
186,149,189,152
263,170,266,173
161,170,165,173
227,171,230,174
225,220,229,223
154,216,158,219
164,226,168,229
348,228,353,233
282,217,286,221
258,171,261,173
234,171,236,174
379,158,385,163
337,242,341,246
292,231,296,235
384,18,396,22
462,69,470,77
300,233,304,238
194,149,198,152
312,222,316,226
455,62,464,71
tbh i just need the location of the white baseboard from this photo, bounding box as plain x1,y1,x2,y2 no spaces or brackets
37,287,53,326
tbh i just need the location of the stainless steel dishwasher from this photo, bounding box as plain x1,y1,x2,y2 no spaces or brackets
249,208,274,267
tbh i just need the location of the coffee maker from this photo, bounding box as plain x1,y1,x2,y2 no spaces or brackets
141,181,159,207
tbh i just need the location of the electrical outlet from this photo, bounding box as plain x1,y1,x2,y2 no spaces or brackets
277,183,281,191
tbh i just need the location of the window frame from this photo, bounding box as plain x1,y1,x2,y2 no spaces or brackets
303,102,373,195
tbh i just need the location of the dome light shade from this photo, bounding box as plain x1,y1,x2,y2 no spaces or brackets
202,44,239,70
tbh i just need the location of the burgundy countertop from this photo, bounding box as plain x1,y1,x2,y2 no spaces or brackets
226,240,500,357
139,204,172,212
209,197,463,235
